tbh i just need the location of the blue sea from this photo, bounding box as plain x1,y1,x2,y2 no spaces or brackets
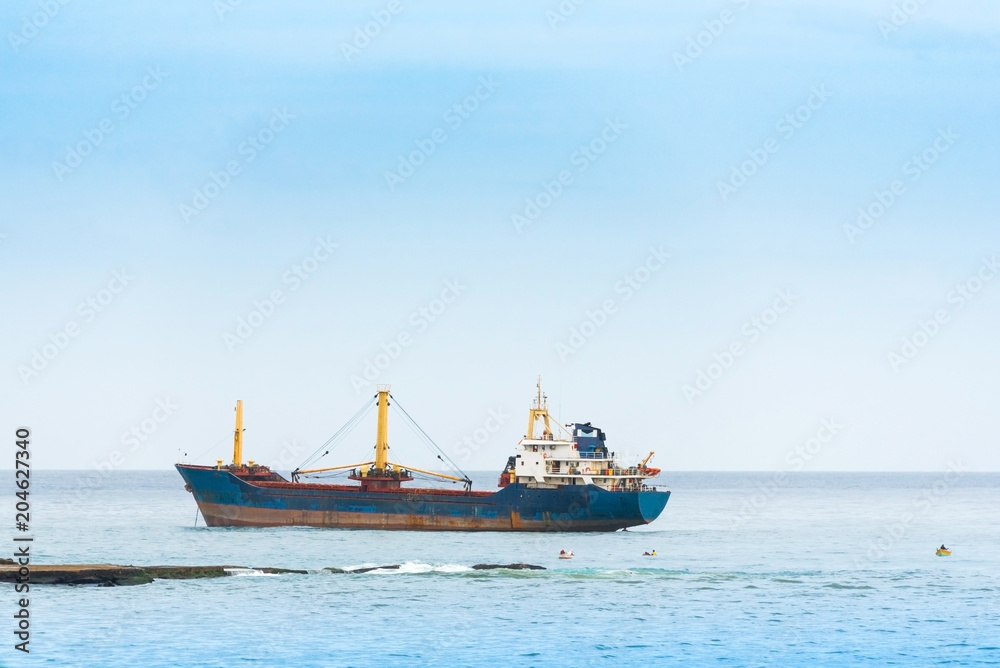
4,471,999,667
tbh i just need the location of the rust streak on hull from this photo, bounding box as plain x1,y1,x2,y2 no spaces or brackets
197,501,516,530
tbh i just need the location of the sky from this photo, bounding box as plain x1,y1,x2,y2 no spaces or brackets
1,0,998,475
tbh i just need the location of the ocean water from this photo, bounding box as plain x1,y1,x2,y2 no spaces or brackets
3,470,999,667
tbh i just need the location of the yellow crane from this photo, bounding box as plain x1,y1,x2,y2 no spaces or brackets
294,385,469,488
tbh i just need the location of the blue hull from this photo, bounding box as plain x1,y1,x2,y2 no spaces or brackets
176,464,670,532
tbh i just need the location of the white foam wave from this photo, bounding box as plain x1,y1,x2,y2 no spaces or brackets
224,568,279,577
345,561,472,574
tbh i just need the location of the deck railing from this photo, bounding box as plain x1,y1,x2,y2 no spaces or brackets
544,466,649,477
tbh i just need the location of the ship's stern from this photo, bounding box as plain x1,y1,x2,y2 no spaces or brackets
637,489,671,524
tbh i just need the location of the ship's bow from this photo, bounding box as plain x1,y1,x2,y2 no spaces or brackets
175,463,250,526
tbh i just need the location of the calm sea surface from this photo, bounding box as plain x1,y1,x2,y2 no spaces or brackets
3,471,999,667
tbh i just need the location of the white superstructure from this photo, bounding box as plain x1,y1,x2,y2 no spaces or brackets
498,379,662,492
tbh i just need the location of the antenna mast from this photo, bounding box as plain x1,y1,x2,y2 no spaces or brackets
526,376,552,439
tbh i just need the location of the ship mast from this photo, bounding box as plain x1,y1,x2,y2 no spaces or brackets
293,385,472,490
526,376,552,440
374,385,390,471
232,399,244,466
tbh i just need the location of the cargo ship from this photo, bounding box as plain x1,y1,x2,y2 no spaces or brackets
176,381,669,531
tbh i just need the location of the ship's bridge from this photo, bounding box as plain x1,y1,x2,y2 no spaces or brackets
500,379,662,492
571,422,608,459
